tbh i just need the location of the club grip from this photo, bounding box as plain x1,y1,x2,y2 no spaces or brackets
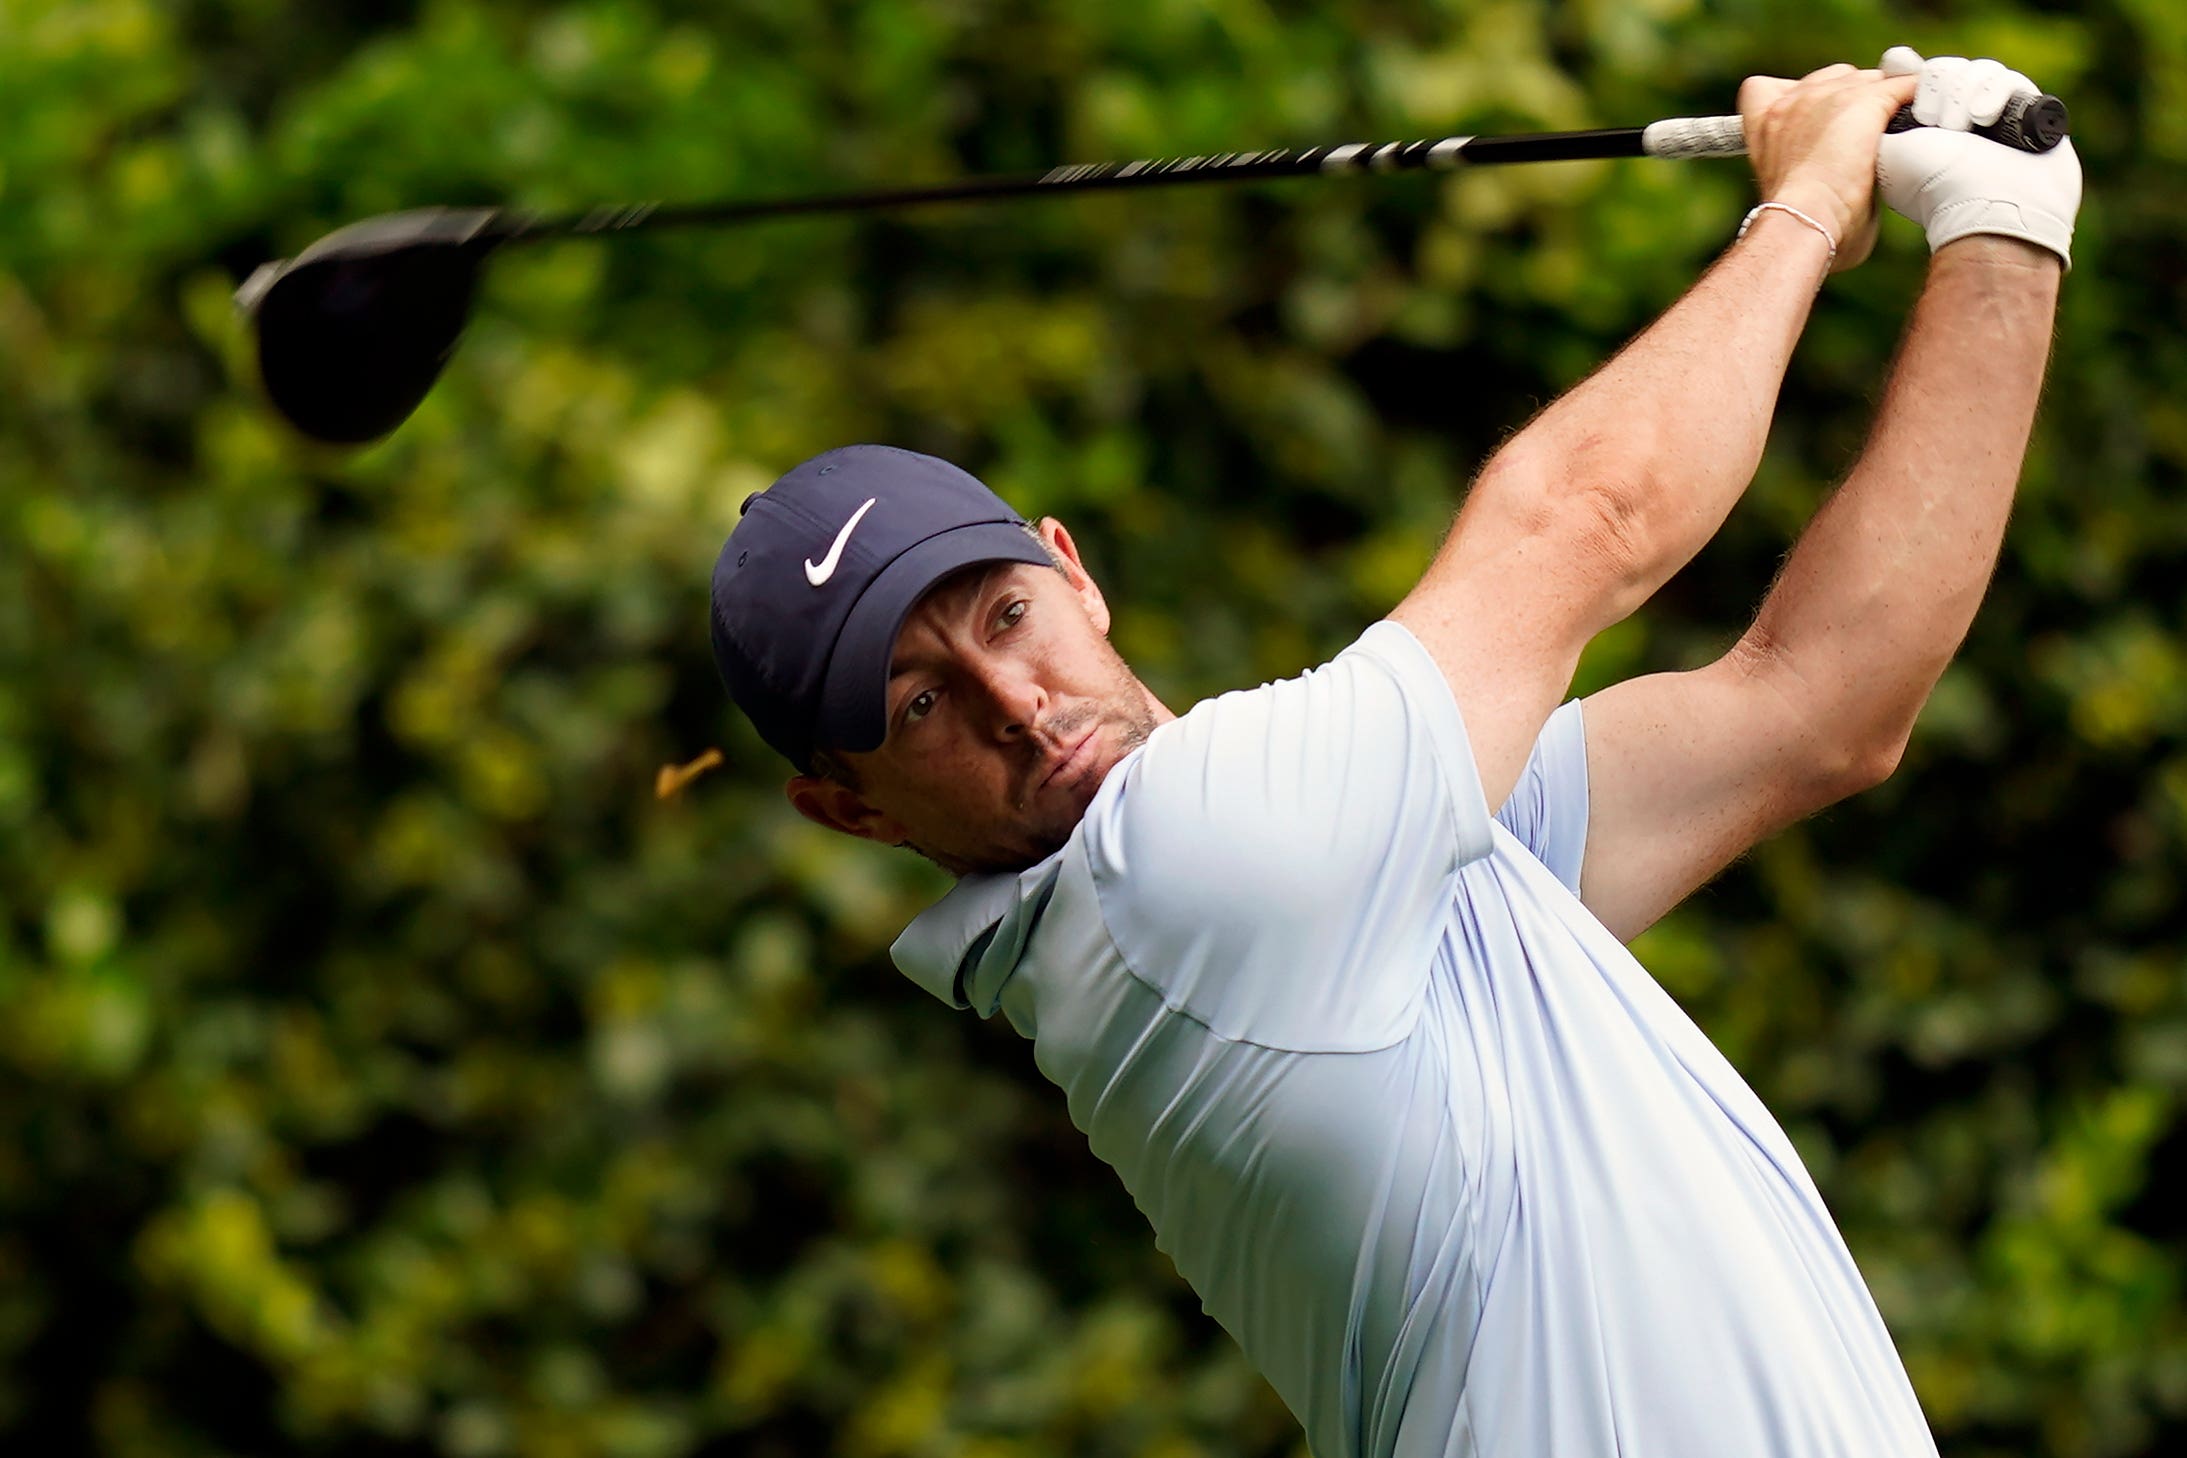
1887,92,2069,152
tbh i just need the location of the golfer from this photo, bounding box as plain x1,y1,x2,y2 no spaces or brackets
708,50,2077,1458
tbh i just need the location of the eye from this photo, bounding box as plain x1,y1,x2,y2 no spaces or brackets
902,687,939,725
996,599,1029,632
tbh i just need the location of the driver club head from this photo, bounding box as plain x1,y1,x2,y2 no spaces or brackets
238,208,515,446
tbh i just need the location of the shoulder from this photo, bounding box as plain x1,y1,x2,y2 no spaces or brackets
1068,624,1492,1050
1094,625,1485,897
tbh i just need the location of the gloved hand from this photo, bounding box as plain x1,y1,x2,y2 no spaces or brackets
1876,46,2081,268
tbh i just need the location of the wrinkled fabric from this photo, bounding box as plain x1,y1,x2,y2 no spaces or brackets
893,621,1937,1458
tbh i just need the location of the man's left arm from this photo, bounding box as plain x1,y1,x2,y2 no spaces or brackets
1576,231,2062,941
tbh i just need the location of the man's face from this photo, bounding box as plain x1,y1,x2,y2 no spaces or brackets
786,519,1168,875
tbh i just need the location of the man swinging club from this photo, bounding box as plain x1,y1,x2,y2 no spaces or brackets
707,48,2079,1457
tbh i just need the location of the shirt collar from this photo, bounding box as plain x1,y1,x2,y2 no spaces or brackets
887,737,1150,1010
890,850,1065,1009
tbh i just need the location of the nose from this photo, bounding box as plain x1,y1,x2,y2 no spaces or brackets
974,659,1047,742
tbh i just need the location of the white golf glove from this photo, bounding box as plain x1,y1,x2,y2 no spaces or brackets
1876,46,2081,269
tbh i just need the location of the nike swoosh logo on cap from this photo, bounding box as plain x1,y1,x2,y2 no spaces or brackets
805,497,878,587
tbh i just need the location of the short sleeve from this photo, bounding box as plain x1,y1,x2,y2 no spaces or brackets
1494,700,1590,895
1076,620,1494,1052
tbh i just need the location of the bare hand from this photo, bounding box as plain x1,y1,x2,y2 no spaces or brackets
1740,64,1920,271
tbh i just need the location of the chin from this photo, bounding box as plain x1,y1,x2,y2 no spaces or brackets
965,806,1090,877
949,718,1151,873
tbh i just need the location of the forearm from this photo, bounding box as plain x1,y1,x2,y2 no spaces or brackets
1745,237,2061,762
1478,208,1835,627
1394,67,1920,809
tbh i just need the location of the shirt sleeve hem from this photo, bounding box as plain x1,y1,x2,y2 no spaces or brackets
1354,620,1497,866
1543,699,1591,894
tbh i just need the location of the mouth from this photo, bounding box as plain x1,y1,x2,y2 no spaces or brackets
1036,725,1101,796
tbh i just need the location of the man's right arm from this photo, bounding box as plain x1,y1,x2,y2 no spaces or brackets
1391,65,1918,810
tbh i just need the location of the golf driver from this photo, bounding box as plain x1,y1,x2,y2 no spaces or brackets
237,95,2068,446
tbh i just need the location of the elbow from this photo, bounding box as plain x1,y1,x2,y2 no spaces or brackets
1470,446,1661,621
1559,481,1661,627
1811,655,1958,801
1730,628,1918,809
1514,409,1670,544
1774,721,1907,820
1826,728,1911,801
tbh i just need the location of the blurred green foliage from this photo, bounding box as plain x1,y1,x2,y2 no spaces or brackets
3,0,2185,1454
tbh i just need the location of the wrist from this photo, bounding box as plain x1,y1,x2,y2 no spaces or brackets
1736,202,1838,276
1929,236,2065,303
1766,178,1855,246
1932,234,2062,271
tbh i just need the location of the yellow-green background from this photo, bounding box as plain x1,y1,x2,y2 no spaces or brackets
4,1,2184,1454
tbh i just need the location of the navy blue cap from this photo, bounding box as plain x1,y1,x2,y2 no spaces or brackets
709,445,1053,772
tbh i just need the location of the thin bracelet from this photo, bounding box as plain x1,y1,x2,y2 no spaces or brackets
1736,201,1838,272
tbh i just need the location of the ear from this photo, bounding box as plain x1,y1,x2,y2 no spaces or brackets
1035,517,1112,636
785,775,911,846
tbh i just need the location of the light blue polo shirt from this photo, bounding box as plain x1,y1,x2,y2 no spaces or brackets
893,621,1937,1458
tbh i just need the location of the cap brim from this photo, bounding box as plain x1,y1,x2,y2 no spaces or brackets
816,522,1055,755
